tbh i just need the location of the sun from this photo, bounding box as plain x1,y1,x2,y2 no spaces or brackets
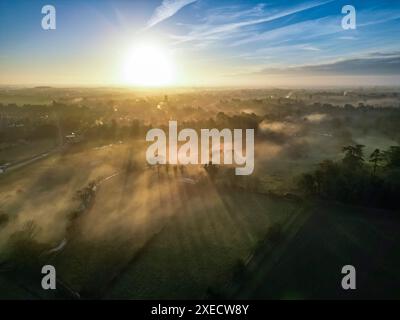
122,44,176,87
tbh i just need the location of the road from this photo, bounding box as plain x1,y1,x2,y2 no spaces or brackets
1,145,63,174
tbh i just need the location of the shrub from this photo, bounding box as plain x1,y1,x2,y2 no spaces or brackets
6,221,47,273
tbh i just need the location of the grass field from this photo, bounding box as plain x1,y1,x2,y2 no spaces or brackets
0,139,299,299
0,141,137,247
0,139,57,165
49,163,298,298
1,136,399,299
235,202,400,299
103,189,297,299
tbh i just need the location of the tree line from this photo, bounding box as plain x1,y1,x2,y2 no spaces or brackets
299,145,400,210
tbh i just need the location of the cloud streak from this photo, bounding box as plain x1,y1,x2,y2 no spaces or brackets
146,0,197,29
169,0,334,45
255,55,400,76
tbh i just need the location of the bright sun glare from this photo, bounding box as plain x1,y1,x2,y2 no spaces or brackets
122,44,176,87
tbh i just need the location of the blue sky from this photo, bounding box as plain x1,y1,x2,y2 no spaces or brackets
0,0,400,86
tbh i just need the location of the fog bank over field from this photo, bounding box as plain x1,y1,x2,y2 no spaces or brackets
0,87,400,299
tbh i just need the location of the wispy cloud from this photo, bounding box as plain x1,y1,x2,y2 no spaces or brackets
255,54,400,76
146,0,197,29
298,44,321,51
200,3,267,24
367,51,400,58
339,36,358,40
230,15,340,47
169,0,334,45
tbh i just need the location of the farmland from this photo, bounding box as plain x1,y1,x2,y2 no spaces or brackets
0,137,299,299
234,202,400,299
1,87,400,299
